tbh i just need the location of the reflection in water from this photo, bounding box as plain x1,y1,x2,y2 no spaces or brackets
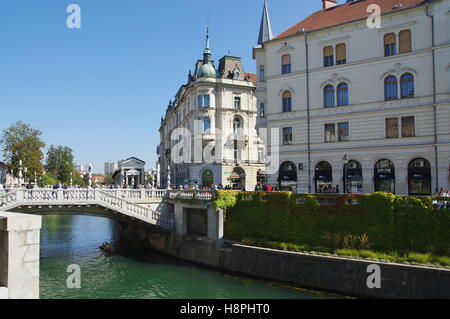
40,215,336,299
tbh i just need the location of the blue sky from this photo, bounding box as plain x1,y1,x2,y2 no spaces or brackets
0,0,323,173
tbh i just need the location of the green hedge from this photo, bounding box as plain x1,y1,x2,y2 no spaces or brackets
216,191,450,255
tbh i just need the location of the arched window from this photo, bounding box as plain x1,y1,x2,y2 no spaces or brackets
399,29,412,54
282,91,292,112
400,73,414,98
315,161,333,193
384,33,396,56
282,54,291,74
374,159,395,193
336,43,347,65
344,160,363,193
337,83,349,106
385,76,398,100
408,158,431,195
202,117,211,133
278,161,297,191
233,117,242,134
323,46,334,67
324,85,335,108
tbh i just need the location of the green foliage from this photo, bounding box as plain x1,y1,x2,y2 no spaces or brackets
41,174,57,186
241,239,450,268
0,121,45,177
72,173,85,187
214,190,239,211
45,145,75,184
218,191,450,257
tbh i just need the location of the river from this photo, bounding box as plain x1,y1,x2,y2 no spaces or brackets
39,214,337,299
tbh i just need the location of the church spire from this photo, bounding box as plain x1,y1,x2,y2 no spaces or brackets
203,26,212,63
257,0,273,45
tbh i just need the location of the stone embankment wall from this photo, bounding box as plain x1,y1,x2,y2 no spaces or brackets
118,222,450,299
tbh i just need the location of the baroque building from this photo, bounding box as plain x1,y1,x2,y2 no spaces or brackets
254,0,450,195
158,30,264,190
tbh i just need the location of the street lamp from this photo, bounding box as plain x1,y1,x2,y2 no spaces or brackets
343,154,349,194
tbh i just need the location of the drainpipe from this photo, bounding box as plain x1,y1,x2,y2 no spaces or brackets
426,2,439,193
304,31,312,194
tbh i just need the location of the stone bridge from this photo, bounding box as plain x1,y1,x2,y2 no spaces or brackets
0,188,219,299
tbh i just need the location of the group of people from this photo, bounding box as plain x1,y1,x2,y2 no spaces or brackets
437,188,450,197
318,184,340,194
254,183,278,192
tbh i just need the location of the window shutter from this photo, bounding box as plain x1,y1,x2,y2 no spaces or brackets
399,30,412,54
384,33,396,45
336,43,346,61
282,91,291,99
323,46,333,57
282,54,291,65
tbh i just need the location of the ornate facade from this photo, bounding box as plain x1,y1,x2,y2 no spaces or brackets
254,0,450,195
158,30,264,190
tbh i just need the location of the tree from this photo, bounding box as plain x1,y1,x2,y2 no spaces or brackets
45,145,75,184
41,174,57,186
72,173,85,187
0,121,45,178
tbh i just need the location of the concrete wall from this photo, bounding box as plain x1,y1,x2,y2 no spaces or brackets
117,223,450,299
0,212,41,299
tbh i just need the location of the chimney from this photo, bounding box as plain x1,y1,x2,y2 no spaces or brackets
322,0,338,9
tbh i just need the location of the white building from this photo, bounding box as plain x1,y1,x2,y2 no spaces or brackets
158,30,265,190
111,157,146,187
104,161,118,175
254,0,450,195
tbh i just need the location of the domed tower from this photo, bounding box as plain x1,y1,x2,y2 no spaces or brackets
196,27,218,79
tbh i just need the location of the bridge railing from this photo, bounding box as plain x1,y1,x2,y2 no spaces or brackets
167,190,216,201
99,189,216,201
0,190,17,209
98,191,173,229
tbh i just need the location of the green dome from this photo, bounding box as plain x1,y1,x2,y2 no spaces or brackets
197,63,217,79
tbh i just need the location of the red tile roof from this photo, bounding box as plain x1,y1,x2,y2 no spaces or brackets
245,73,257,85
276,0,426,39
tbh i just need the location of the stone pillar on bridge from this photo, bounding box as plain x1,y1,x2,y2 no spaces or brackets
0,212,41,299
173,202,224,248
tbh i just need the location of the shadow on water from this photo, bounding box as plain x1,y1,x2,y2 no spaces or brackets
39,214,340,299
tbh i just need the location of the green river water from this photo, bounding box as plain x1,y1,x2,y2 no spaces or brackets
40,214,337,299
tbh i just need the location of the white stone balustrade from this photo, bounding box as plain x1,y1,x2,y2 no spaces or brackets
0,189,176,230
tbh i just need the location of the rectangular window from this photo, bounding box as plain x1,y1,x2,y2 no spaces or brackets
386,118,399,138
338,122,349,142
234,97,241,109
198,95,210,107
282,54,291,74
384,33,397,57
204,95,210,107
259,65,265,81
336,43,346,65
402,116,415,137
283,127,293,145
325,124,336,143
399,29,412,54
324,46,334,67
260,103,265,118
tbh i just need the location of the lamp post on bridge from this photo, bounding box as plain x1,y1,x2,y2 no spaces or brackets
88,163,93,188
18,160,23,187
343,154,349,194
167,164,172,190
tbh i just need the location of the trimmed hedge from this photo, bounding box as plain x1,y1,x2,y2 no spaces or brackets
216,191,450,255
